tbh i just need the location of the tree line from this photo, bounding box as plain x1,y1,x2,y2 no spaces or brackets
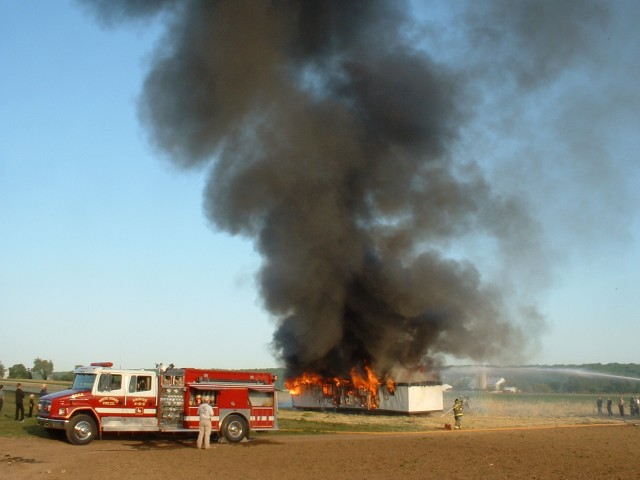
0,358,62,381
512,363,640,394
445,363,640,394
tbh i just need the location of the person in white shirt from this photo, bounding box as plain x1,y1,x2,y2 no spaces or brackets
196,396,214,449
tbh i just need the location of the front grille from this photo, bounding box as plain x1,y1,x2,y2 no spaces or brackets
38,400,52,415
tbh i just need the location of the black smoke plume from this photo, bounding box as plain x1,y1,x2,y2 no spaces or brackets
80,0,610,379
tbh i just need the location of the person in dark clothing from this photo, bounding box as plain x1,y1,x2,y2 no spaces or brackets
607,397,613,416
40,384,48,397
596,397,603,415
0,385,4,414
15,383,25,422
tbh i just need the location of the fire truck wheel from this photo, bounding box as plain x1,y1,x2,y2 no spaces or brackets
66,414,97,445
221,414,248,443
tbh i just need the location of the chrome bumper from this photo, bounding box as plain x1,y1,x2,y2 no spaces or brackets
37,417,68,430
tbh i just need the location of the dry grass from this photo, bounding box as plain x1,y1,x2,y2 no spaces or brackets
277,398,630,432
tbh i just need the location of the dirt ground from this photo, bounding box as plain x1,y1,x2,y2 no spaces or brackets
2,417,639,480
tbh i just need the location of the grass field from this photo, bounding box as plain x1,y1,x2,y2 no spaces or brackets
0,390,49,439
3,387,636,442
445,391,604,416
276,391,637,433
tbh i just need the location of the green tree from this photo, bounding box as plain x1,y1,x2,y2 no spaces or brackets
32,358,54,380
0,360,5,378
9,363,28,378
53,371,74,382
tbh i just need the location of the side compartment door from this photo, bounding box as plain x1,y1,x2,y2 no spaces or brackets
249,389,275,428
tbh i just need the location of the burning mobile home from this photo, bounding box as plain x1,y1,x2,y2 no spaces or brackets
287,367,443,414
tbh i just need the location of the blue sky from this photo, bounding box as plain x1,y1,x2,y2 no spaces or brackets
1,1,639,373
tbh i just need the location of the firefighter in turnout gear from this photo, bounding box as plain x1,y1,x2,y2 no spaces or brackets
453,399,464,429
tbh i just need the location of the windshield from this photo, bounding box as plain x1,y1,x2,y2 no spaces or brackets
72,373,97,390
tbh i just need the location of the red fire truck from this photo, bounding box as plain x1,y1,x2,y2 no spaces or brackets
37,362,278,445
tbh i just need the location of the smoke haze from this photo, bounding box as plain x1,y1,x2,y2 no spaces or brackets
80,0,619,378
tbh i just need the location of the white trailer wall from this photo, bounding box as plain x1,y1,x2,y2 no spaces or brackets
378,384,443,413
292,383,443,414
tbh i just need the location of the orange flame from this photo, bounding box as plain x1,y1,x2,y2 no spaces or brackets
350,365,381,408
386,377,396,395
286,365,393,410
285,371,323,395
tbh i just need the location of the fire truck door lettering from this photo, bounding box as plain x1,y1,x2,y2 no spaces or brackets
94,373,127,415
123,374,157,418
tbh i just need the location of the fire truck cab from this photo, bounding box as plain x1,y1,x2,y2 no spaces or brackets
37,362,277,445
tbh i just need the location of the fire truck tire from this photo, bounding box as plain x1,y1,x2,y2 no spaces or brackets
221,414,248,443
66,414,97,445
